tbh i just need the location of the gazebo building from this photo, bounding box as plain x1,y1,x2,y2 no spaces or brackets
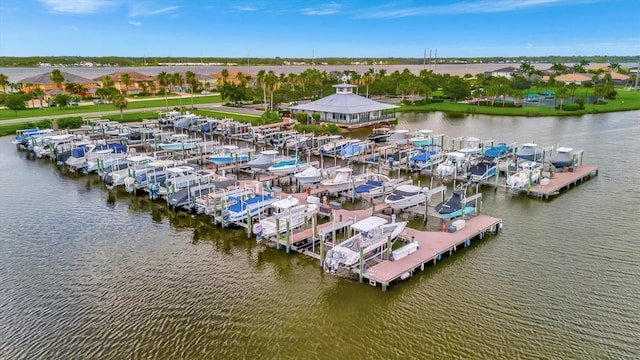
289,82,398,129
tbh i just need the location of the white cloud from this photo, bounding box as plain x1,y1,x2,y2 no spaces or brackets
236,6,257,12
302,2,341,16
40,0,117,14
129,4,180,17
128,21,142,26
362,0,600,18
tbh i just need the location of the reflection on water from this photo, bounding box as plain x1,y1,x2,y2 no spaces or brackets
1,110,640,359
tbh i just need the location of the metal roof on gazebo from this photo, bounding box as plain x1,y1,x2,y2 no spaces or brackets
289,93,397,114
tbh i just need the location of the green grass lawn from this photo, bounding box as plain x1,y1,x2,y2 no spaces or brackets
0,95,222,121
399,88,640,116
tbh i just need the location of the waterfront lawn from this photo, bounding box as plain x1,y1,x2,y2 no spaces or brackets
399,88,640,116
0,95,222,121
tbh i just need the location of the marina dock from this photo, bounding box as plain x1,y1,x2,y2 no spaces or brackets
362,215,502,291
524,165,598,199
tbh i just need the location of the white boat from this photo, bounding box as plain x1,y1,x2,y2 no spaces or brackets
104,154,156,189
506,161,543,189
410,129,438,147
324,216,407,270
248,150,279,170
159,165,215,198
320,168,367,194
195,187,255,215
158,134,200,151
384,184,429,210
258,196,318,239
248,150,295,171
209,145,252,165
355,174,413,200
386,129,410,146
294,165,323,185
339,139,366,159
222,193,278,224
435,152,472,178
81,143,129,173
284,134,312,151
458,137,483,157
268,159,309,176
319,136,349,155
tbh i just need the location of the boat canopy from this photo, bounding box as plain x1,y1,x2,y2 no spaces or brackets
351,216,388,232
270,196,299,210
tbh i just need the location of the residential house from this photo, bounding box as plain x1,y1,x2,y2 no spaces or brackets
94,71,155,95
19,71,100,99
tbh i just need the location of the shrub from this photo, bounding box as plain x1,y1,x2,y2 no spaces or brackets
560,103,581,111
294,112,308,123
575,97,585,109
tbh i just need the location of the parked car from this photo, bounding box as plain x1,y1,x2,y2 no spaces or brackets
201,90,211,95
69,100,78,106
48,101,56,107
92,98,103,104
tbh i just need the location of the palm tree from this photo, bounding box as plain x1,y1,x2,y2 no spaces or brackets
172,72,184,109
32,87,45,109
519,61,534,79
555,85,569,110
101,74,115,89
120,73,132,95
221,68,229,83
264,70,279,111
0,73,8,93
156,71,170,109
185,71,198,109
256,70,267,110
111,93,128,120
550,62,567,75
50,69,64,89
608,61,621,73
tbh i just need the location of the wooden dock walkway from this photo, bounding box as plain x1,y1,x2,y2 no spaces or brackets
521,165,598,199
363,214,502,291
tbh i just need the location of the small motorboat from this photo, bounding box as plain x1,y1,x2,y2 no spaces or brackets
294,166,323,185
506,161,543,189
384,184,429,210
549,147,575,169
434,188,476,219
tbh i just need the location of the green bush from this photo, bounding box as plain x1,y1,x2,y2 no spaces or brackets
294,112,308,123
293,123,341,135
559,103,581,111
56,117,82,128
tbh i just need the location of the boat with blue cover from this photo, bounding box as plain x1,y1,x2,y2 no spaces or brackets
355,174,413,200
468,157,499,182
483,143,513,158
222,194,278,224
434,184,476,219
340,140,366,159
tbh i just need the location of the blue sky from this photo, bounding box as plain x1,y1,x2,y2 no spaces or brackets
1,0,638,58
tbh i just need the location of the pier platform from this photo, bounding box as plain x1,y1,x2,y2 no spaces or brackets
520,165,598,199
363,214,502,291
